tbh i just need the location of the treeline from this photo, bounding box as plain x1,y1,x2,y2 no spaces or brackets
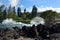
0,5,58,23
0,5,38,23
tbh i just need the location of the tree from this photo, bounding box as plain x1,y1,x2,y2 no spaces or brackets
8,6,17,19
17,7,21,17
8,5,12,18
12,7,16,14
0,5,5,22
26,12,31,19
21,8,27,20
31,5,37,18
40,10,57,19
24,8,26,13
3,7,7,19
40,10,58,26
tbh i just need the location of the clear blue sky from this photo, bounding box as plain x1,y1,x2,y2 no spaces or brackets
0,0,60,12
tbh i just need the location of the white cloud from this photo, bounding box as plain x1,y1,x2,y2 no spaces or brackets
9,0,19,7
26,7,32,12
26,6,60,13
0,2,3,6
20,5,24,8
38,7,60,13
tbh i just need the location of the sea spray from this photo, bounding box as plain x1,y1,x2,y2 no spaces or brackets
30,16,45,26
2,18,16,24
1,18,32,28
1,17,45,28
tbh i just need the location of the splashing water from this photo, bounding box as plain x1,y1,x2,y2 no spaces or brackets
1,18,32,28
30,16,45,26
1,17,45,28
2,18,16,25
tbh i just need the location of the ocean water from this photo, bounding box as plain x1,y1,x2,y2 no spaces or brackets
0,17,45,29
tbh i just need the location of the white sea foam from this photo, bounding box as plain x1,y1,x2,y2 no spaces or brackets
30,16,45,26
1,17,45,28
2,18,16,25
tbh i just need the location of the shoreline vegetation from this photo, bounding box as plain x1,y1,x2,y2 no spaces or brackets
0,5,60,23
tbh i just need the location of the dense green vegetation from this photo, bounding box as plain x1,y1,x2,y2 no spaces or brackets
0,5,59,23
